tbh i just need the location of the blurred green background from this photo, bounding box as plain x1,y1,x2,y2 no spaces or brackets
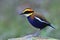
0,0,60,40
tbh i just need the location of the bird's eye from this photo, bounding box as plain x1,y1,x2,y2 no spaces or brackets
24,11,34,14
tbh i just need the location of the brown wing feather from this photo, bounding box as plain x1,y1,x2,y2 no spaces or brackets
34,13,50,24
30,12,50,24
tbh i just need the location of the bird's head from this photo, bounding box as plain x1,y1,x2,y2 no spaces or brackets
20,8,34,17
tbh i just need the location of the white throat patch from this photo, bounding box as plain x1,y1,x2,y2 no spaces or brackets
24,13,32,17
24,14,30,17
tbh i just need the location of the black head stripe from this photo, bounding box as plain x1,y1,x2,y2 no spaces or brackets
24,11,34,14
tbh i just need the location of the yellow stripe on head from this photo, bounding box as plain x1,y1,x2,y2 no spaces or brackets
23,8,33,13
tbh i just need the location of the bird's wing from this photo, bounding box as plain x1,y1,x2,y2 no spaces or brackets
34,13,50,24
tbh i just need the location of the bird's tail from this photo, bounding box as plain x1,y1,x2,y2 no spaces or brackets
49,24,55,29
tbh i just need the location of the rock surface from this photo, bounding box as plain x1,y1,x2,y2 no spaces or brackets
8,35,57,40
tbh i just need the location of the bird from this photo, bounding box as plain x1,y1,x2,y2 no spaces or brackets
19,8,55,30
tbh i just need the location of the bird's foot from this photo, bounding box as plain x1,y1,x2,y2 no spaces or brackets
31,31,40,37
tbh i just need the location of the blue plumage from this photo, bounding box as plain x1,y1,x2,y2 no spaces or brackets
27,16,49,29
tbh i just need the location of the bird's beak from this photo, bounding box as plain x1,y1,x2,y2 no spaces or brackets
19,13,24,15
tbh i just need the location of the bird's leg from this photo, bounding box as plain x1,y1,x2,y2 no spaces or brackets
31,29,41,37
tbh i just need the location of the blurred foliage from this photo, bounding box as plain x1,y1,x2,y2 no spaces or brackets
0,0,60,40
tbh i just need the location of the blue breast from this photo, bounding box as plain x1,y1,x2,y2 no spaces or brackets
27,16,48,29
